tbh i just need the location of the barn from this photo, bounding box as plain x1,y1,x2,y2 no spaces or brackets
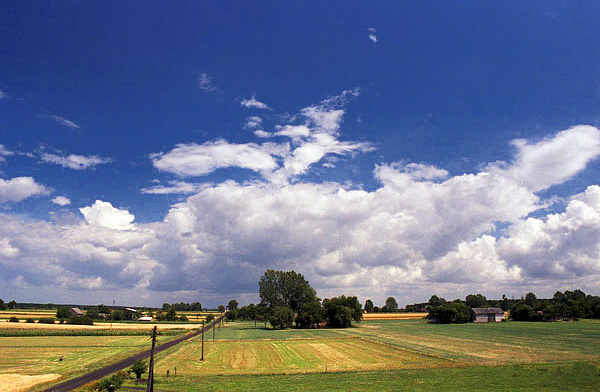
471,307,504,322
69,308,84,317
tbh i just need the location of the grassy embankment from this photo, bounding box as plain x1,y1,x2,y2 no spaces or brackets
137,319,600,391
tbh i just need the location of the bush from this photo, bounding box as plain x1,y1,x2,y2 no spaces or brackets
322,296,362,328
56,307,70,319
129,359,148,379
26,318,35,323
38,317,55,324
9,316,19,323
205,314,215,323
97,371,128,391
67,316,94,325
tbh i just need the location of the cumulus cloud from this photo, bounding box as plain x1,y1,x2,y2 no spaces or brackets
0,177,48,203
241,94,271,110
0,89,7,99
197,73,219,93
79,200,135,230
41,153,112,170
51,196,71,206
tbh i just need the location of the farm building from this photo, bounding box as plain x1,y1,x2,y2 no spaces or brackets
471,307,504,322
137,316,153,321
124,308,138,320
69,308,84,317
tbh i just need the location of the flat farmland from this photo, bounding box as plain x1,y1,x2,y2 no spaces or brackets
0,335,151,392
362,312,427,320
138,319,600,391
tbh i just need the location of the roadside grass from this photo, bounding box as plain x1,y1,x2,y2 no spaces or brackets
133,362,600,392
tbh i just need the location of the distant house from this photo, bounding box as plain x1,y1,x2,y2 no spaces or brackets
471,308,504,322
124,308,137,321
137,316,153,322
69,308,84,317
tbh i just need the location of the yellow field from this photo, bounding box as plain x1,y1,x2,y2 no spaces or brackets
0,374,61,392
0,321,203,330
362,313,428,320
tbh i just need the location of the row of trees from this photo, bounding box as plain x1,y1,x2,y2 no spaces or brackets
510,290,600,321
0,299,17,310
363,297,400,313
229,269,362,329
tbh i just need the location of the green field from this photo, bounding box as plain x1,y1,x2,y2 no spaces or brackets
137,319,600,391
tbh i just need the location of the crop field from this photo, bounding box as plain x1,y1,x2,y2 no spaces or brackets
137,319,600,391
362,312,428,320
0,324,188,392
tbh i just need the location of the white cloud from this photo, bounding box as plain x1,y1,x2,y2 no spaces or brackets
0,238,19,258
197,73,219,93
141,181,209,195
368,34,377,43
241,94,271,110
44,115,81,129
150,140,281,177
254,130,272,138
51,196,71,206
0,90,7,99
496,125,600,191
41,153,112,170
79,200,135,230
0,177,48,203
244,116,263,130
0,145,14,162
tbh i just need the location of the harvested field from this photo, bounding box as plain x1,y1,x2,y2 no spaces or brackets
0,321,202,330
0,373,60,392
362,313,427,320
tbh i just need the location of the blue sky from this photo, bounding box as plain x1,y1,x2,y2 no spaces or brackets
1,1,600,307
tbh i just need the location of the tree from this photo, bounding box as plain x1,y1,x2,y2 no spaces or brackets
524,292,538,308
465,294,489,308
98,304,111,314
428,301,470,324
428,295,446,308
226,309,239,321
322,296,362,328
295,301,324,328
268,306,294,329
383,297,399,312
259,269,318,313
7,300,16,310
510,304,538,321
56,307,70,319
0,299,6,311
364,299,374,313
129,360,148,379
217,305,225,313
228,299,239,310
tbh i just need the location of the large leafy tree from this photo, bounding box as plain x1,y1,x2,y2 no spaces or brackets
383,297,399,312
364,299,374,313
465,294,489,308
259,269,318,312
322,295,362,328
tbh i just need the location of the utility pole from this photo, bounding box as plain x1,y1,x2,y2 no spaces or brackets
147,326,157,392
212,320,215,341
201,320,205,361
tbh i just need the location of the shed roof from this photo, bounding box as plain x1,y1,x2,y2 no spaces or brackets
124,308,137,312
70,307,84,315
471,307,504,315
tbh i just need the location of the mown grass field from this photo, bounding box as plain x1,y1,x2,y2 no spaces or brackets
138,319,600,391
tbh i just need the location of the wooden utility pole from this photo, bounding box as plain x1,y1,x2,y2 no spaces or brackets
212,320,215,341
201,320,205,361
147,326,157,392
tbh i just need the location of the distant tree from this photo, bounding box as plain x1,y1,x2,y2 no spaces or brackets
129,360,148,379
383,297,399,312
524,292,538,308
428,301,470,324
98,304,111,314
86,307,100,319
510,304,537,321
295,301,324,328
217,305,225,313
259,269,318,313
322,296,362,328
0,299,6,311
165,308,177,321
268,306,294,329
428,295,446,308
56,307,70,319
228,300,239,310
465,294,489,308
110,310,125,321
7,300,16,310
226,309,239,321
501,294,509,311
364,299,374,313
205,314,215,323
